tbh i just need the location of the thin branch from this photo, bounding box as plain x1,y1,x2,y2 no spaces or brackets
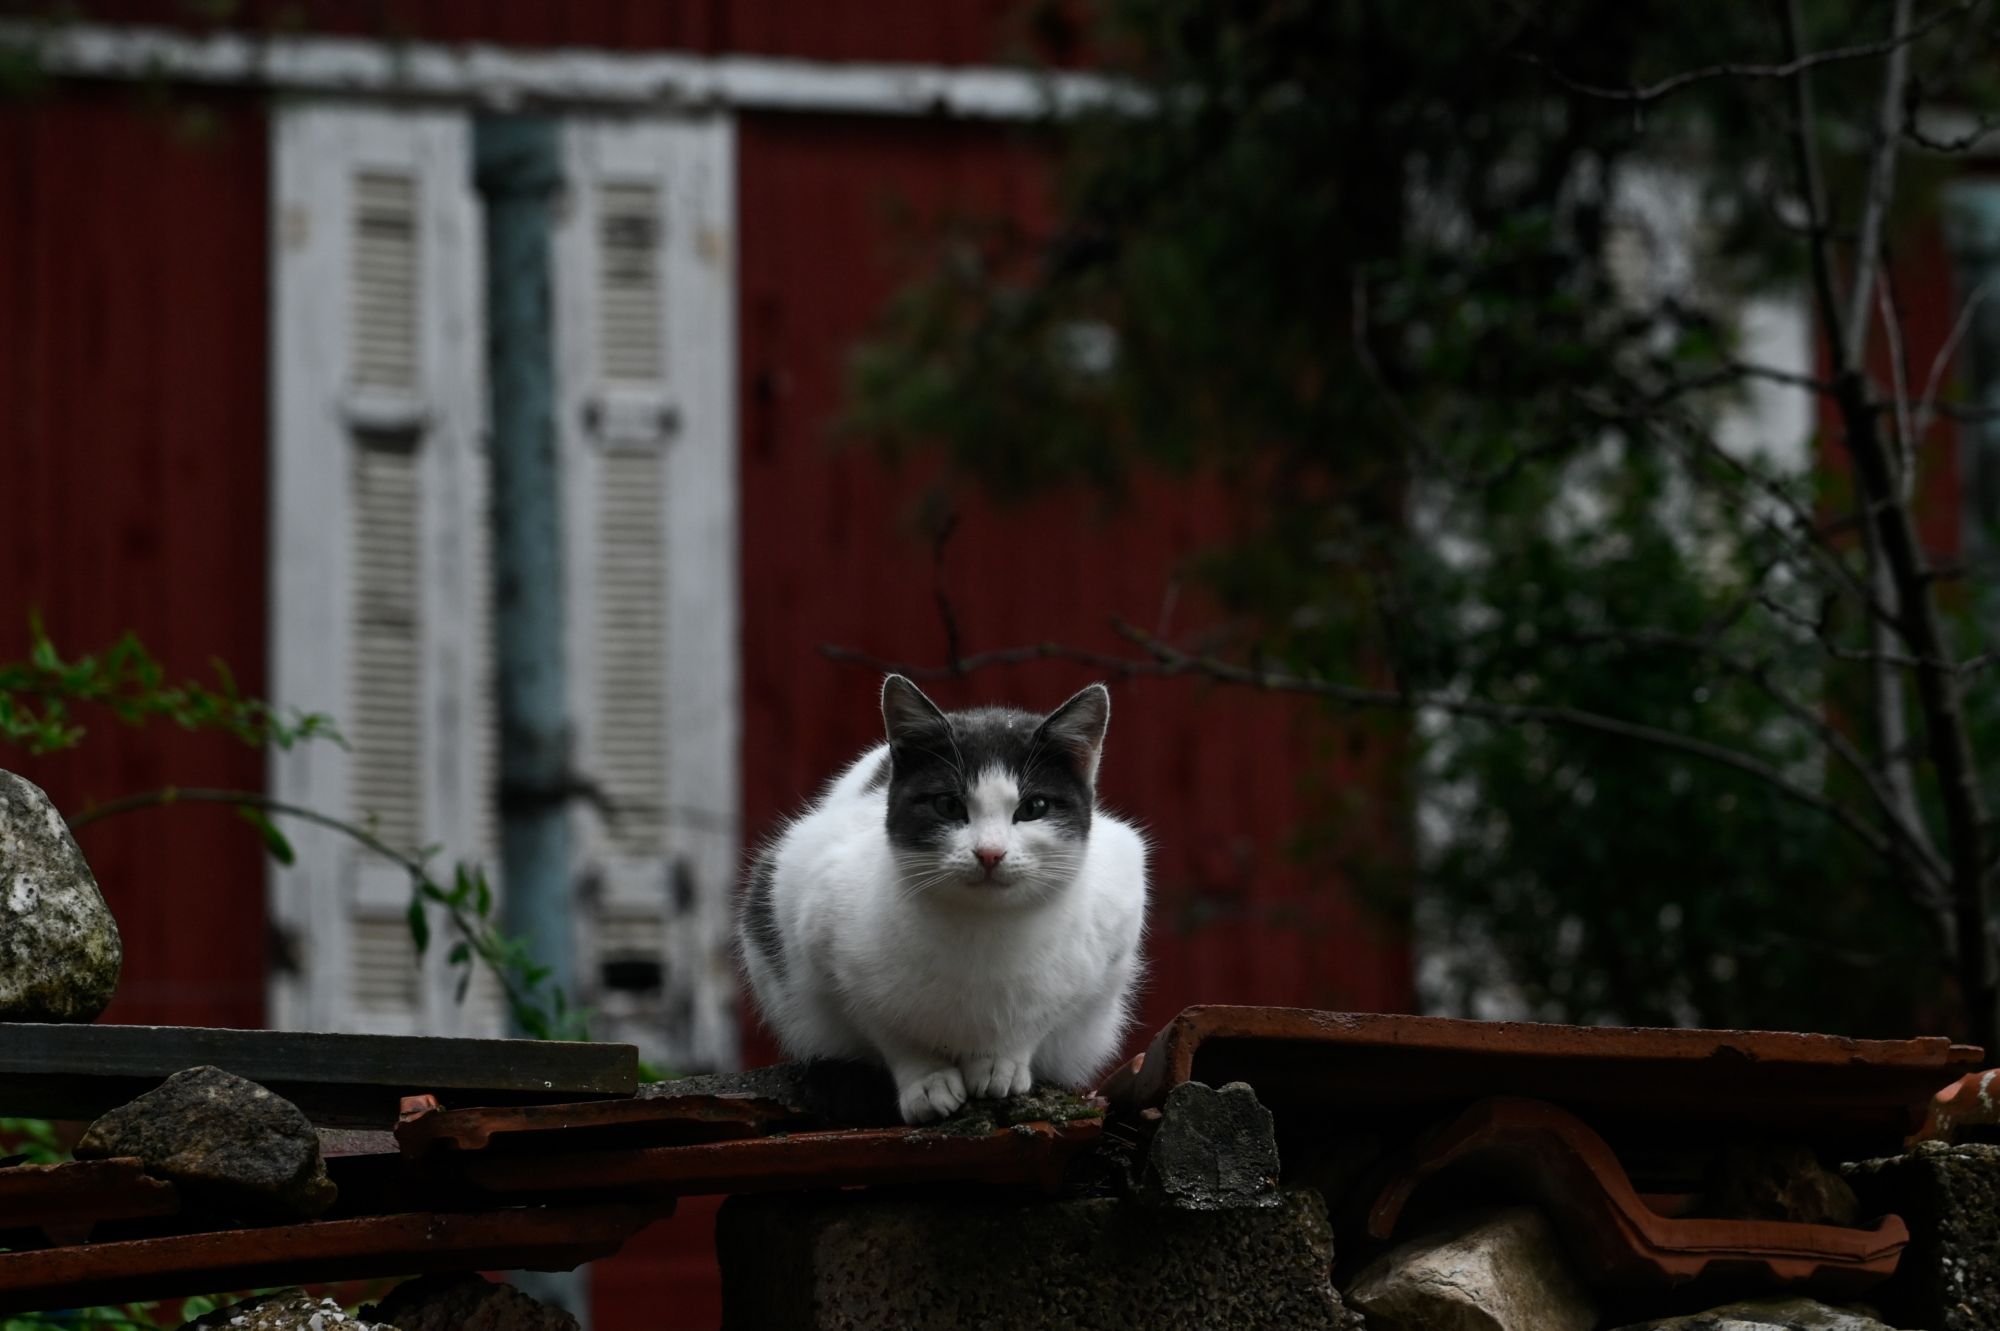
1916,271,1999,439
1723,360,1842,395
1880,262,1920,500
1780,0,1998,1046
1845,0,1917,374
1779,0,1851,362
70,787,424,867
1563,624,1950,899
824,625,1900,868
1752,591,1974,672
67,787,541,1024
1657,414,1903,629
1521,2,1967,106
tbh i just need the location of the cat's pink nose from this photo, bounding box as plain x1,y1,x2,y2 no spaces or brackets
975,848,1006,874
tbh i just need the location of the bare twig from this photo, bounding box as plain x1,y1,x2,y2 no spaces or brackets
1561,624,1950,903
1722,360,1842,395
824,625,1901,869
1879,259,1920,498
1779,0,1851,358
1845,1,1916,371
1779,0,1998,1047
1915,271,1999,439
68,787,542,1024
1521,3,1966,106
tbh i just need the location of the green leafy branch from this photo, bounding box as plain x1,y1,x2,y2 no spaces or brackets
68,789,591,1043
0,1116,63,1166
2,619,593,1044
0,615,337,757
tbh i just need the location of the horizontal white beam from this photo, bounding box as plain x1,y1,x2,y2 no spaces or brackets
2,20,1136,120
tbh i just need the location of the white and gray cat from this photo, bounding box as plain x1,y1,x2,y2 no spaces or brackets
738,674,1149,1124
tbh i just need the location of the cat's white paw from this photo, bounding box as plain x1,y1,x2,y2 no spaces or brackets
897,1066,968,1124
961,1053,1033,1101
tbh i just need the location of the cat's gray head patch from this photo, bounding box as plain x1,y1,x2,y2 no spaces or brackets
879,676,1110,870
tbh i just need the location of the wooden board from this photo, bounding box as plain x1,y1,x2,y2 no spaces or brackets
0,1204,658,1313
0,1024,639,1127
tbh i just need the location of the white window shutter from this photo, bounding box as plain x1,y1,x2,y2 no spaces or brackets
270,103,502,1037
556,117,740,1074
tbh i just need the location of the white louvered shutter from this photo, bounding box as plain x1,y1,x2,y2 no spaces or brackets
269,104,503,1037
556,118,740,1074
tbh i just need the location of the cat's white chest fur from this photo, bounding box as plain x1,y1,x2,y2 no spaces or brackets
738,678,1149,1123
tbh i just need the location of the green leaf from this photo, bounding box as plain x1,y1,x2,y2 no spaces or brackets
407,895,431,955
235,806,295,866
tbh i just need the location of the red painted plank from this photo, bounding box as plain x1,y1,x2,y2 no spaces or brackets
0,88,270,1030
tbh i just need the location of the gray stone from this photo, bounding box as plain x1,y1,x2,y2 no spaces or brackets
363,1273,579,1331
75,1065,336,1221
0,769,121,1022
180,1292,394,1329
717,1186,1357,1330
1136,1079,1280,1209
1846,1140,2000,1331
1607,1296,1901,1330
1344,1205,1598,1331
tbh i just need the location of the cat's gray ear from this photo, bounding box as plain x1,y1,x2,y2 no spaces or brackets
882,674,949,747
1038,683,1111,784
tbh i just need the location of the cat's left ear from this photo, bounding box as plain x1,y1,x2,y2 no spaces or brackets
1037,683,1111,785
882,674,951,748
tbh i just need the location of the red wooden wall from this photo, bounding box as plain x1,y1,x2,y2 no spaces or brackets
0,86,272,1030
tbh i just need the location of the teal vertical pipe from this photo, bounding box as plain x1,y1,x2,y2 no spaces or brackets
474,116,572,1024
474,115,588,1323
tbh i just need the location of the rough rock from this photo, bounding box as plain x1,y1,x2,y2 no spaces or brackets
363,1273,580,1331
180,1291,394,1329
0,768,121,1021
1343,1205,1598,1331
1700,1141,1860,1226
717,1186,1357,1330
1845,1139,2000,1331
1135,1079,1281,1209
75,1065,336,1221
1607,1296,1900,1330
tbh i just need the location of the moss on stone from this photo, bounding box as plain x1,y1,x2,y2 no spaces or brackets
922,1087,1106,1137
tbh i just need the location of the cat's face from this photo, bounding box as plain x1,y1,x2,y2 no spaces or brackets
879,676,1111,907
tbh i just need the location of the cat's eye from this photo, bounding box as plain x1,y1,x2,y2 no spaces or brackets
931,793,968,821
1016,795,1051,822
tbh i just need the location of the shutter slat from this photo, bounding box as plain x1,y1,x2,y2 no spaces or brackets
351,916,421,1015
351,172,420,391
597,182,665,386
350,439,424,854
595,449,668,856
